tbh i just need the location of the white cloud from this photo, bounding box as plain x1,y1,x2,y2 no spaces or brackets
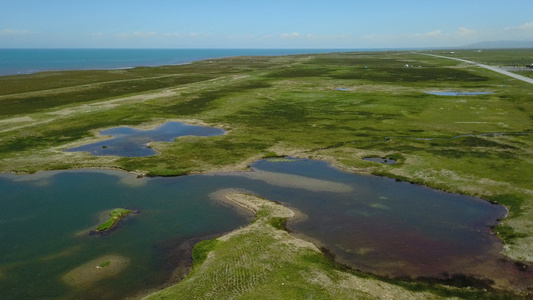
416,30,443,38
456,27,476,37
132,31,157,37
114,31,213,39
162,32,183,37
362,27,478,47
0,28,30,35
280,32,300,38
506,22,533,31
504,21,533,37
413,27,476,39
115,31,157,38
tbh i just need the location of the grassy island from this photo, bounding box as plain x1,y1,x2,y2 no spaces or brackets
96,208,132,232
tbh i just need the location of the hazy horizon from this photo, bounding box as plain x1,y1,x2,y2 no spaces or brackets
1,1,532,49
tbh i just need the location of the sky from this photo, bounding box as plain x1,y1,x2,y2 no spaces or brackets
1,0,532,49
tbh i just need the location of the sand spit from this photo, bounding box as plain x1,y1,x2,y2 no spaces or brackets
62,254,130,289
227,169,353,193
216,192,318,251
213,193,459,299
40,246,82,262
145,192,441,299
0,168,147,188
213,190,295,219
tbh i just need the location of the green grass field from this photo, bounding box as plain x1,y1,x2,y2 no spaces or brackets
1,50,532,298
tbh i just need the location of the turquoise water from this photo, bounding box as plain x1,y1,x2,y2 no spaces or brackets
0,158,527,299
0,171,250,299
0,48,363,76
65,122,225,157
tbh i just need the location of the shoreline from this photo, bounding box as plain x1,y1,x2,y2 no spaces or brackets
135,190,313,300
0,147,512,223
2,49,532,298
142,192,490,300
0,48,371,77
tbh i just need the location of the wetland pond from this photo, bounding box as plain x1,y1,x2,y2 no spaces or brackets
1,158,531,299
426,91,492,96
363,157,398,164
65,122,226,157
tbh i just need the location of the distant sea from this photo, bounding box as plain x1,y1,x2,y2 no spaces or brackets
0,48,374,76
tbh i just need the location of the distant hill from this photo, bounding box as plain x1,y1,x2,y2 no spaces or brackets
463,40,533,49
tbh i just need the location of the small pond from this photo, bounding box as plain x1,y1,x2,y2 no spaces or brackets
0,158,530,299
426,91,492,96
363,157,398,165
65,122,225,157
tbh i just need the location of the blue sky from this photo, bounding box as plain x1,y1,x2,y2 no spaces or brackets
1,0,532,48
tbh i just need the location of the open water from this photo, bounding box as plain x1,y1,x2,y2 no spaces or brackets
0,48,362,76
1,158,529,299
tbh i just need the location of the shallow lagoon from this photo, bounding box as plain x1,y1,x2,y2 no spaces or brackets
0,158,529,299
0,171,249,299
65,122,226,157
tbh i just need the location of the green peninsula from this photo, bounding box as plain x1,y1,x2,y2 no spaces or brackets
96,208,132,232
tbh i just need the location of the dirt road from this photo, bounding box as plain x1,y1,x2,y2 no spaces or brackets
417,53,533,85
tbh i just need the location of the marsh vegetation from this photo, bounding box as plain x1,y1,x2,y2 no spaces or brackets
1,50,532,299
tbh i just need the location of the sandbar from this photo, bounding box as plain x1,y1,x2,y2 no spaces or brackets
62,254,130,289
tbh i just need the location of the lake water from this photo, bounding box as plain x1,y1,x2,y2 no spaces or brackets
0,158,529,299
0,49,365,76
65,122,226,157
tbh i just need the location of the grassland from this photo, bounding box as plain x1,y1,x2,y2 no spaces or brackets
1,50,532,298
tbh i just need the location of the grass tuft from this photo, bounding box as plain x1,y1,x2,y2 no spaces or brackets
191,239,219,268
98,260,111,268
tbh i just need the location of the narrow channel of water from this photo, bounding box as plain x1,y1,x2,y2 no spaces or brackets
0,158,530,299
